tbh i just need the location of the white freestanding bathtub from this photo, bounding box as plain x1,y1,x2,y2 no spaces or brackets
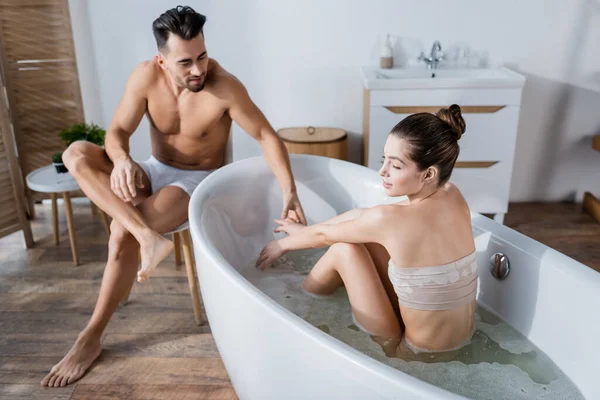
189,155,599,400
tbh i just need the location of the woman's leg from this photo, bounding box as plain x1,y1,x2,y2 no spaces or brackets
364,243,402,323
302,243,401,338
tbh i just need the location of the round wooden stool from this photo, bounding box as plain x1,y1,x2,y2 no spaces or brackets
278,126,348,161
25,165,110,265
120,221,205,325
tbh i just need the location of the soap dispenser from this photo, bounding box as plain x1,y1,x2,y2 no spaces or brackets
380,34,394,69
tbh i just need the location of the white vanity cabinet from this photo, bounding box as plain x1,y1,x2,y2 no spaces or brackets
361,67,526,223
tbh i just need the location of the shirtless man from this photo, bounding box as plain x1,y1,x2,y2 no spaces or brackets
41,6,306,387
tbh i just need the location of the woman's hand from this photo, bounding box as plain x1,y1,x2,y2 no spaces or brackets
273,216,306,236
255,240,287,271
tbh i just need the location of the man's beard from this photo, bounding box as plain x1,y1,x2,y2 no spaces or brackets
186,76,205,92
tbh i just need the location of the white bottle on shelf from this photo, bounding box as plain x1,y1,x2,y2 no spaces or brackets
380,34,394,69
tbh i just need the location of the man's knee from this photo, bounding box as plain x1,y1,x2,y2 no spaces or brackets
63,140,101,173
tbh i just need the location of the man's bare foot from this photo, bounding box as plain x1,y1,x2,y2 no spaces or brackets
137,231,174,283
41,332,102,387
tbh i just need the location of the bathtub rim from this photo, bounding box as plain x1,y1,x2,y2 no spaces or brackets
470,212,600,290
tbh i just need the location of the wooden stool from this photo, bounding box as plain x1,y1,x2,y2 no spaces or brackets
120,221,204,325
90,202,111,235
278,126,348,160
583,135,600,222
25,165,112,265
26,165,82,265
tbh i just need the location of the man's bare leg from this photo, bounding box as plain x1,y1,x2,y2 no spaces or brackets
41,186,190,387
62,141,174,276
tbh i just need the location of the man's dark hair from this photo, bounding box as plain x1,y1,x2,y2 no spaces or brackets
152,6,206,50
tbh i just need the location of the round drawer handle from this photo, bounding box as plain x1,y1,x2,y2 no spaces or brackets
307,126,316,135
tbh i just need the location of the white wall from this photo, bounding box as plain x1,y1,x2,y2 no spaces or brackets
68,0,600,201
68,0,103,128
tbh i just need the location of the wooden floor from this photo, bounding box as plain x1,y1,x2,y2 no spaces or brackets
0,201,599,399
504,202,600,272
0,202,237,400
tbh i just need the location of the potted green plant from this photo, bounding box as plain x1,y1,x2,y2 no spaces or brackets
52,151,67,173
59,122,106,148
51,122,106,173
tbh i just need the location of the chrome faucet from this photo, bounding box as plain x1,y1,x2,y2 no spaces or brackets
419,41,445,69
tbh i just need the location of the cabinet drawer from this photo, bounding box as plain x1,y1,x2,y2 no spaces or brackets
367,105,520,167
456,106,519,162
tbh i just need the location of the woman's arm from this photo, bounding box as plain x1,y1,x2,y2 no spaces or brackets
256,206,388,270
274,208,367,236
320,208,366,225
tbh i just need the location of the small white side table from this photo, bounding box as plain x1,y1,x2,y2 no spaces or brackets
26,165,82,265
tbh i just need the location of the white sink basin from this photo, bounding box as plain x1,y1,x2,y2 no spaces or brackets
361,66,525,90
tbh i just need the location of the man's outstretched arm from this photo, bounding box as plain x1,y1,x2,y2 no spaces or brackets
226,77,306,224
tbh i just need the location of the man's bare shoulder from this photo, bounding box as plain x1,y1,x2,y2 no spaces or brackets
126,60,161,92
206,59,247,101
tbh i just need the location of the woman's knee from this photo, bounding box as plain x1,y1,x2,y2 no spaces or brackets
330,243,377,276
62,140,101,173
330,242,366,260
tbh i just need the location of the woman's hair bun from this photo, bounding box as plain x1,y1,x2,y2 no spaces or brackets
436,104,466,140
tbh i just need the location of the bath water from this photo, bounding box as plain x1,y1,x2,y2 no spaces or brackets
242,248,584,400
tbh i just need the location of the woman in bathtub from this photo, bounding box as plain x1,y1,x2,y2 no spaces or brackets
256,104,477,353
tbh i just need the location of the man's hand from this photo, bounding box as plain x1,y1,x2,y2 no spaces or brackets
111,158,145,202
281,192,306,225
